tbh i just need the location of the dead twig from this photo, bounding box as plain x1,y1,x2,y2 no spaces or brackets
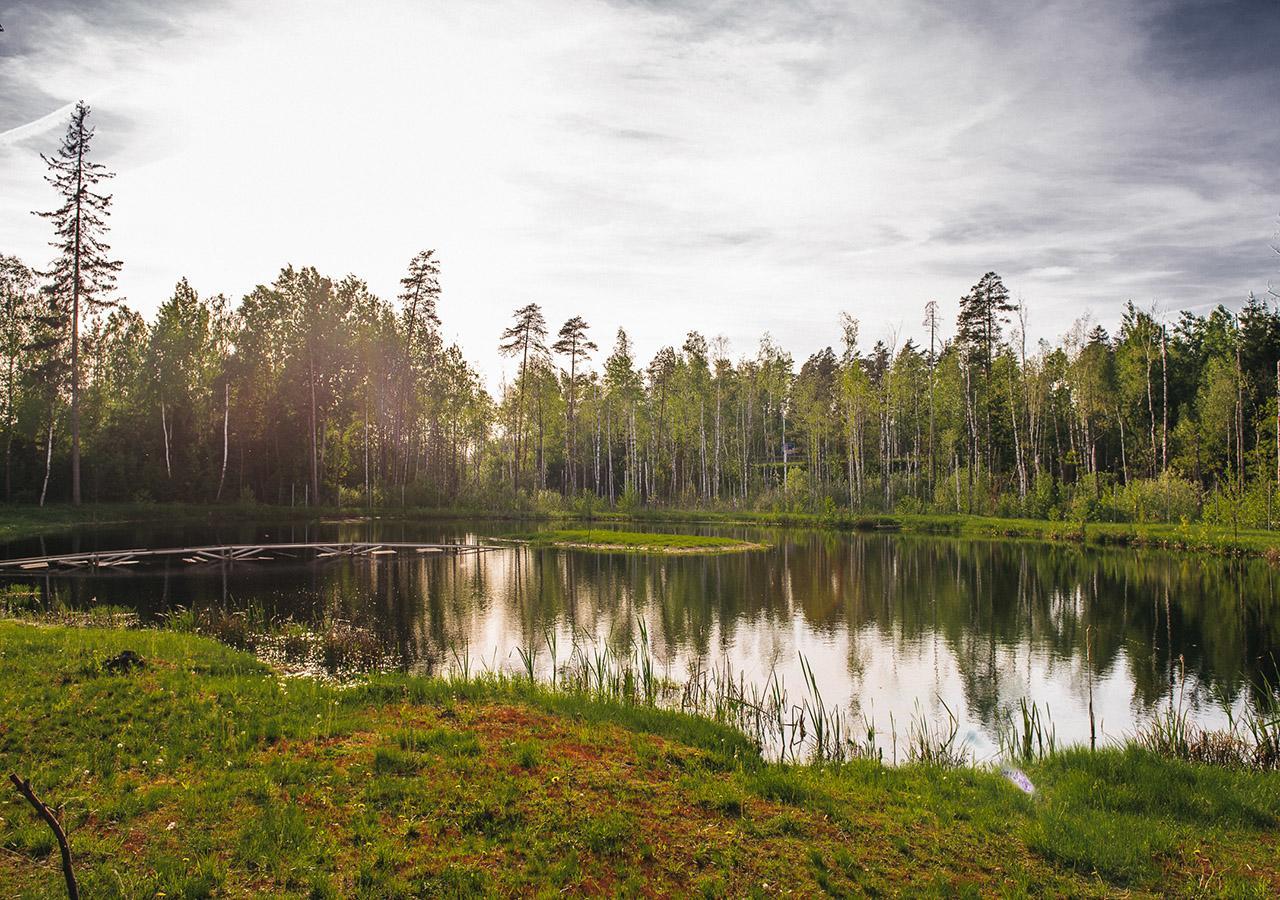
8,773,79,900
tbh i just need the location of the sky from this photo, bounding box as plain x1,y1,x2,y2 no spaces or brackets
1,0,1278,382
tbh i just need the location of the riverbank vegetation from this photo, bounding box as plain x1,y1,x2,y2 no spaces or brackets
5,501,1280,562
5,101,1280,533
501,529,765,554
1,621,1278,896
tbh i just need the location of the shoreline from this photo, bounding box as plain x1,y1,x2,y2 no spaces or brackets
3,502,1280,559
497,529,769,555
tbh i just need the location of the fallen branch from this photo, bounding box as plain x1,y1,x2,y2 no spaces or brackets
8,773,79,900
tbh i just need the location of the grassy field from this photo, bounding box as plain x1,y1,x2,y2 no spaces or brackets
502,529,766,554
1,622,1278,897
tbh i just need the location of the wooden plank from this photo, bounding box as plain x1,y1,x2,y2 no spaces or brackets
0,540,503,571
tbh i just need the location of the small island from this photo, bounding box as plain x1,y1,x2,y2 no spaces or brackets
500,529,767,554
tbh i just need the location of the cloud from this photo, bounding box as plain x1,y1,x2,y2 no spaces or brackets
0,0,1276,381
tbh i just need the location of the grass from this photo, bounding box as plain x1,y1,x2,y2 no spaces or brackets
894,512,1280,557
0,502,334,543
593,508,1280,558
2,622,1279,896
502,528,766,554
5,500,1279,559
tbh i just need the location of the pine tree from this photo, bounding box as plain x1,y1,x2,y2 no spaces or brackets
395,250,442,486
603,329,640,501
956,272,1014,373
35,101,122,504
499,303,548,492
552,315,596,494
955,272,1016,482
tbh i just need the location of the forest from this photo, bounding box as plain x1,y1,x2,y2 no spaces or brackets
5,103,1280,527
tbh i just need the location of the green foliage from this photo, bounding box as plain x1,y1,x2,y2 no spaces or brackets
507,528,760,553
8,233,1280,527
2,622,1279,895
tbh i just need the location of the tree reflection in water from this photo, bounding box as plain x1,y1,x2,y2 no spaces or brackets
15,521,1280,752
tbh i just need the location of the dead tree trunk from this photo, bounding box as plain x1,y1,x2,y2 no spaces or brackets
216,383,230,501
160,399,172,479
40,413,55,507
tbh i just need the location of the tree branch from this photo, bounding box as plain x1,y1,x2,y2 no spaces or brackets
8,773,79,900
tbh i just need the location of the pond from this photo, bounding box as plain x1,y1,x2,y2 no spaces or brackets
5,518,1279,759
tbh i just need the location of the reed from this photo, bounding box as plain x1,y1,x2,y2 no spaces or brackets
1135,658,1280,771
905,698,969,767
1000,698,1057,764
498,626,861,762
515,641,538,682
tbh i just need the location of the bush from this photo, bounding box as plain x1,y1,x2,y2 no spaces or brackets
571,490,599,518
893,494,922,515
1203,479,1279,530
337,485,368,507
1109,475,1200,524
617,486,641,515
531,489,565,514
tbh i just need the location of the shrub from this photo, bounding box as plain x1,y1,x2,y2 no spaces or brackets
1110,475,1200,524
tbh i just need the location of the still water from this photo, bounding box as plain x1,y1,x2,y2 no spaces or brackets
5,519,1279,758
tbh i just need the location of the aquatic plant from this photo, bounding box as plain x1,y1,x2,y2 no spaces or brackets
1135,658,1280,772
905,699,969,767
999,698,1057,764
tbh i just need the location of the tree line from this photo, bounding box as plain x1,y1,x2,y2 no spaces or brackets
4,103,1280,525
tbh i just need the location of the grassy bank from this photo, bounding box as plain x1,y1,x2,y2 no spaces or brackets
0,503,329,543
501,529,767,554
2,622,1279,896
604,508,1280,557
3,502,1280,559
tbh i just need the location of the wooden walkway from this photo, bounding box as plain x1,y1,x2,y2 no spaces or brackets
0,542,501,573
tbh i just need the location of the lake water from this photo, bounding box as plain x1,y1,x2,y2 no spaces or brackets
5,518,1278,760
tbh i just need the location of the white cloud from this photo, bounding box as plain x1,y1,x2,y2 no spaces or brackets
1,0,1276,382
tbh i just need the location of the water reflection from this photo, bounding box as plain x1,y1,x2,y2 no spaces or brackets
7,521,1279,753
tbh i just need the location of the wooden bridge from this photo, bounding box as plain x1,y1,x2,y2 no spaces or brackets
0,542,502,573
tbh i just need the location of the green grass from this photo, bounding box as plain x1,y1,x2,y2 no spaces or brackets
0,501,344,543
2,622,1278,895
503,528,765,553
596,508,1280,557
4,501,1278,558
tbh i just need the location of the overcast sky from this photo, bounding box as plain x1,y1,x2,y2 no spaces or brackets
1,0,1277,380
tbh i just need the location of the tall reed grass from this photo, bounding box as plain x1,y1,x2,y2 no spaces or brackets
492,622,980,764
1136,657,1280,771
